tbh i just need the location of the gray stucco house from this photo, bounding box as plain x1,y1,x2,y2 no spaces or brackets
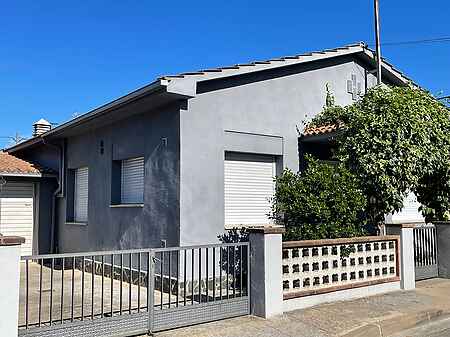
7,42,413,254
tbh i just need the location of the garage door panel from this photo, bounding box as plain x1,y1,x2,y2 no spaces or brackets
224,153,275,227
0,182,34,256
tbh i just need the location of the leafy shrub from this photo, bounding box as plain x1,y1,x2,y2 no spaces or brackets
271,156,368,241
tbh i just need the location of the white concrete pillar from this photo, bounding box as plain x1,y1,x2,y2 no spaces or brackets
248,227,284,318
0,235,24,337
386,224,415,290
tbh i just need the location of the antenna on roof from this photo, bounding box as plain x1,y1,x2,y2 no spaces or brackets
374,0,382,85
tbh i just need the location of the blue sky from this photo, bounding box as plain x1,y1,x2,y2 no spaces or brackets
1,1,449,147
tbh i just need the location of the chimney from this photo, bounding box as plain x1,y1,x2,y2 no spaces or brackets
33,119,51,137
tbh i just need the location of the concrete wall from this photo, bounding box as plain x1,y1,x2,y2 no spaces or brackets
179,56,379,246
0,244,21,337
56,103,181,253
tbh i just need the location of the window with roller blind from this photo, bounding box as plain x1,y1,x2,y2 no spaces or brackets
74,167,89,223
119,157,144,204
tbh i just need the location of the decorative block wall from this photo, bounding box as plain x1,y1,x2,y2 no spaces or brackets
282,236,400,299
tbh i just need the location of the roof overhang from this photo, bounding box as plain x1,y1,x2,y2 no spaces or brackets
8,78,195,152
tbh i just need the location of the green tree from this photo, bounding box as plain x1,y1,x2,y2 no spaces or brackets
309,85,450,223
271,157,368,241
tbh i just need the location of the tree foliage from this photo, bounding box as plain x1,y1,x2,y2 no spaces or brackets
310,85,450,223
271,157,368,240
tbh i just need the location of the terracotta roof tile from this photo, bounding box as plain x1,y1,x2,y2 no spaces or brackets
302,123,340,137
0,152,42,175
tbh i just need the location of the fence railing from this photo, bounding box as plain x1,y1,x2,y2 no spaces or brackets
19,248,153,330
18,242,249,332
153,242,249,310
282,236,400,299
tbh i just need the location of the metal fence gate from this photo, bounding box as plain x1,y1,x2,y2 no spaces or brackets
413,224,438,280
17,242,250,337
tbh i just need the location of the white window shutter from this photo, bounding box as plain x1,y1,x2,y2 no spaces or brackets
121,157,144,204
74,167,89,222
224,153,276,227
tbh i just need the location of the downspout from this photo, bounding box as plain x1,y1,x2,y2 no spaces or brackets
43,138,65,253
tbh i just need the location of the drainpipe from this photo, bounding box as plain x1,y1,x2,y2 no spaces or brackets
43,138,65,253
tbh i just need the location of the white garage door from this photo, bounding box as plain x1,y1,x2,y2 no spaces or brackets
0,182,34,256
224,153,276,227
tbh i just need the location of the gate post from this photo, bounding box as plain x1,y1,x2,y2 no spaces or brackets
248,227,285,318
0,235,25,337
434,221,450,278
385,224,415,290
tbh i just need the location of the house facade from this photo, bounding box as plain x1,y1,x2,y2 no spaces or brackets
7,43,414,254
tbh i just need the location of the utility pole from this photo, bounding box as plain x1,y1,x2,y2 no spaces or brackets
374,0,382,85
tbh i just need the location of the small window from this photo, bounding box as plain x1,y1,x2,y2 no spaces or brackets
120,157,144,204
74,167,89,223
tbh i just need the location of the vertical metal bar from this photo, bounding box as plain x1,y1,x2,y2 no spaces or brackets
421,228,425,266
160,252,164,309
81,257,85,321
101,255,104,318
38,259,43,327
417,228,422,266
138,253,141,312
129,254,132,314
219,247,223,300
434,227,438,264
246,244,250,298
71,257,75,322
147,250,155,334
240,245,243,297
212,247,216,301
413,229,417,267
233,246,236,298
146,252,150,313
198,248,202,304
61,258,64,324
176,251,179,307
184,249,187,306
206,247,209,303
120,254,123,315
111,254,114,317
168,251,172,308
226,246,230,299
25,260,29,329
191,249,194,305
91,256,95,319
50,258,54,325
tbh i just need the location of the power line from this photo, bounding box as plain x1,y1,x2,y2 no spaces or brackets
368,36,450,47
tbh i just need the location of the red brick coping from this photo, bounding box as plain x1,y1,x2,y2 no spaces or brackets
282,235,400,248
0,235,26,246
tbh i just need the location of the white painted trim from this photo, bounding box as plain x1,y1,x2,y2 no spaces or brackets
109,204,144,208
0,172,42,178
65,222,88,226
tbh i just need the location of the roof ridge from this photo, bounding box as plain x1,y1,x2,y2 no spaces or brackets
159,42,367,81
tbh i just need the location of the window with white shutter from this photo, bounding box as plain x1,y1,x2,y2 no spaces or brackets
224,153,276,227
121,157,144,204
74,167,89,223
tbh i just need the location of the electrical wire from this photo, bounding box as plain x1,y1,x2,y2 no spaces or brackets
368,36,450,47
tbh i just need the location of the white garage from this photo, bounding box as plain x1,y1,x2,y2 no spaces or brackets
224,152,276,227
0,152,43,256
0,182,35,255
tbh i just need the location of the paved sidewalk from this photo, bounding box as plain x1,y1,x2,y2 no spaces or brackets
153,279,450,337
